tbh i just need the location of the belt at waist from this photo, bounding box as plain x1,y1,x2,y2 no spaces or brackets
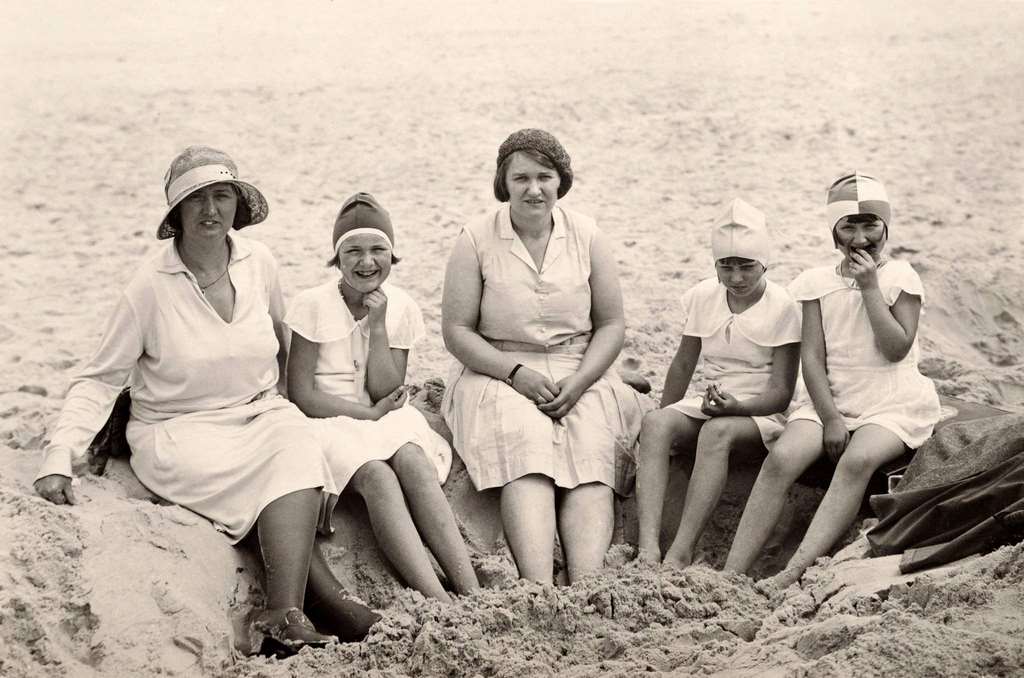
487,333,591,354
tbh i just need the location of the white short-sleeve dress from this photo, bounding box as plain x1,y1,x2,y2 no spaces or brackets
665,277,802,450
284,280,453,490
787,260,940,448
37,233,339,544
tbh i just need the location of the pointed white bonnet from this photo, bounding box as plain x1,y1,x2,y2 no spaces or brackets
711,198,770,266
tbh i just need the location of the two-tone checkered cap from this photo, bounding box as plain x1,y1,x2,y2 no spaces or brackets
826,171,890,231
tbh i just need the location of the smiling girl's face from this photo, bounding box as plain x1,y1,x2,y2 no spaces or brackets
834,214,887,262
336,233,393,295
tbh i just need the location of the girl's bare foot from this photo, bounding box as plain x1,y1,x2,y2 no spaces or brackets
636,547,661,567
661,547,693,571
756,564,804,598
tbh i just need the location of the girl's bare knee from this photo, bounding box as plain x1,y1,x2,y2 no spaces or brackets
391,443,433,479
640,409,683,448
835,448,880,479
760,449,804,482
695,418,740,457
352,460,399,495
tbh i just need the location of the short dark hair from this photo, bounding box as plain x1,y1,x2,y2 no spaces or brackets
493,148,558,203
167,185,251,237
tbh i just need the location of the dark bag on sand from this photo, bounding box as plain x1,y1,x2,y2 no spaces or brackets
867,415,1024,573
86,388,132,475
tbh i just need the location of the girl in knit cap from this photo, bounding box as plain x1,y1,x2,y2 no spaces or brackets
441,129,645,584
285,192,478,603
635,198,802,568
726,172,940,589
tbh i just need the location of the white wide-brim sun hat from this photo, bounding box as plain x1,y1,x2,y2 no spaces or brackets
156,145,269,240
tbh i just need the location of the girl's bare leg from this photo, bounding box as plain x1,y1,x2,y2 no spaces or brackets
559,481,614,582
635,409,702,563
663,416,764,568
390,443,479,595
351,460,451,602
771,424,906,588
501,474,557,583
725,420,824,574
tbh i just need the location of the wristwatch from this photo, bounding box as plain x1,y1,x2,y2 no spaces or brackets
505,364,524,386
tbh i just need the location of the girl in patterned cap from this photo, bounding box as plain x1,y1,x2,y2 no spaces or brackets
635,198,802,568
286,192,478,603
726,172,941,588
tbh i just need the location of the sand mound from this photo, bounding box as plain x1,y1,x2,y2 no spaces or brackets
3,388,1022,677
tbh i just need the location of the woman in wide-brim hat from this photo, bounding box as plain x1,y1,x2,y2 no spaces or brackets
441,129,645,584
33,145,380,654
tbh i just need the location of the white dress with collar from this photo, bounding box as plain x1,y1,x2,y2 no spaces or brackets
787,260,940,448
285,280,452,490
666,277,802,450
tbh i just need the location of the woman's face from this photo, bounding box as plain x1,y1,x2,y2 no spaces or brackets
505,152,560,224
336,233,393,294
178,182,237,242
834,215,887,262
715,257,767,298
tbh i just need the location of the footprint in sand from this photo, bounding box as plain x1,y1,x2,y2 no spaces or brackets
151,579,186,615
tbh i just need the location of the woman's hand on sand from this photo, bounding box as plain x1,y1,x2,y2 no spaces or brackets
34,474,77,505
538,376,585,419
822,416,850,462
510,366,559,407
701,383,739,416
363,289,389,328
372,386,407,419
847,249,880,290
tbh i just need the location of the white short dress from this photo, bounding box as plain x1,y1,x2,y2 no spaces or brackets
442,205,645,494
284,280,452,491
665,277,802,450
787,260,940,448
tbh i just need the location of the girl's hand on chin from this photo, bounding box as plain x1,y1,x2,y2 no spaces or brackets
363,288,389,326
847,248,880,289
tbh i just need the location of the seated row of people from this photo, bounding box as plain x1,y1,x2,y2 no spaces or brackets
33,131,939,653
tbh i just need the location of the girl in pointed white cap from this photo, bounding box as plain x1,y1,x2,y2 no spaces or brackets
285,192,478,603
635,198,802,568
727,172,940,588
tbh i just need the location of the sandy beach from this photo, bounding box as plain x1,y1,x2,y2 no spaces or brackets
2,1,1023,675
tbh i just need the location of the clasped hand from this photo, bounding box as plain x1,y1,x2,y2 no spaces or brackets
700,383,739,416
510,366,583,420
372,385,407,419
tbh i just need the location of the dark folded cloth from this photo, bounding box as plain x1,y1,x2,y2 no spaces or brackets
867,414,1024,573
